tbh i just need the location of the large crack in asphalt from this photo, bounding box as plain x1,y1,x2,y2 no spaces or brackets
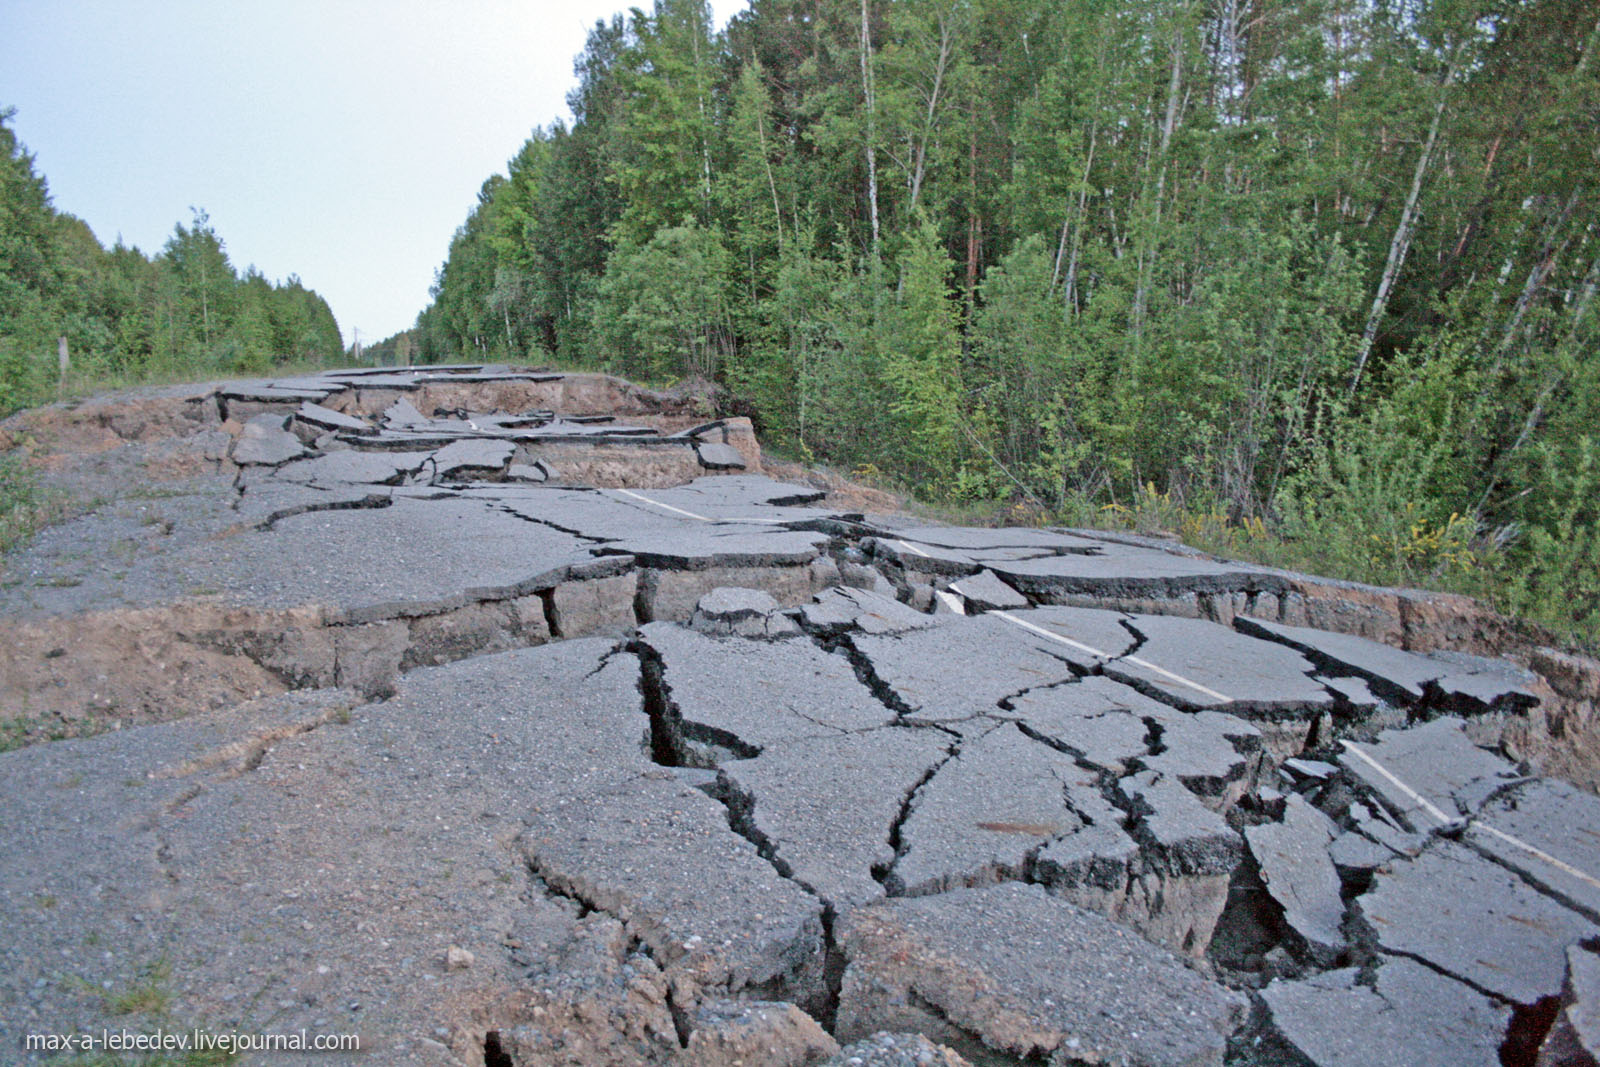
9,397,1590,1065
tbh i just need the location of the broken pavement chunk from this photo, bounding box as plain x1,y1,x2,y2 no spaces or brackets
521,775,826,1000
983,536,1273,602
695,441,748,470
1262,957,1509,1067
1106,613,1334,716
271,448,428,486
382,396,428,429
1322,673,1380,710
230,412,309,466
1245,794,1347,964
1238,615,1538,713
638,622,896,756
719,727,952,911
848,608,1128,726
1338,717,1519,832
1122,770,1242,876
1466,778,1600,923
801,586,942,636
428,437,515,481
506,460,549,482
1539,941,1600,1067
1328,830,1396,873
1115,770,1244,955
947,569,1029,612
690,586,796,639
1357,839,1599,1007
293,401,374,436
1033,779,1142,908
1006,675,1155,776
1140,705,1264,810
836,882,1245,1067
887,723,1080,896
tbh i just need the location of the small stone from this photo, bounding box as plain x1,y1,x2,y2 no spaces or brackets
445,946,474,971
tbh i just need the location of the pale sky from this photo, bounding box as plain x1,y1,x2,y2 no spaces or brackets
0,0,747,348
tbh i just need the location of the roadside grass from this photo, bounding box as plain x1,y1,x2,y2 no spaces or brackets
0,712,108,754
0,454,52,556
45,959,239,1066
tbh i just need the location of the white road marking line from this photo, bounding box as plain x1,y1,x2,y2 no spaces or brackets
612,488,709,521
934,590,966,614
1341,740,1600,892
610,488,791,526
894,539,932,557
991,609,1111,659
1122,655,1233,704
1339,741,1455,826
1470,821,1600,892
990,609,1234,704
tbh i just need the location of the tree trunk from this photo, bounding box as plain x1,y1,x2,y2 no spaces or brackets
1132,26,1184,338
1475,251,1600,516
965,106,980,304
1349,53,1459,396
1062,122,1098,318
1489,184,1582,377
753,72,784,253
909,10,955,213
860,0,881,254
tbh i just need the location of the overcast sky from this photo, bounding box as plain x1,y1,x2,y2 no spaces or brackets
0,0,746,348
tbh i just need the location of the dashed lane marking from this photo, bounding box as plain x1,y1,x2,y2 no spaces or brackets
613,487,710,521
1121,653,1234,704
1341,739,1600,893
610,487,790,526
990,610,1233,704
614,494,1600,896
1339,740,1456,826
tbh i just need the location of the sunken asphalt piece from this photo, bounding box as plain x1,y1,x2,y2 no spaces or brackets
0,365,1598,1066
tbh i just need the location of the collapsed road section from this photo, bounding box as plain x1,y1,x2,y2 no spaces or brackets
1,366,1598,1066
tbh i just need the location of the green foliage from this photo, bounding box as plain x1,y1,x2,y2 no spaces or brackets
105,958,175,1016
0,111,343,412
881,215,966,494
0,452,44,554
1492,435,1600,639
408,0,1600,644
593,220,735,381
1276,340,1485,588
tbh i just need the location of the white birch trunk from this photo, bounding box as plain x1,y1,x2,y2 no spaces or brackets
1349,55,1459,396
861,0,881,253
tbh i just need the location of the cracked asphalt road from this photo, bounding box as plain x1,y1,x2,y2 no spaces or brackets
1,367,1597,1067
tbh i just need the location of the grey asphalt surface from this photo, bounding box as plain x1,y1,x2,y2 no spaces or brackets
2,367,1598,1066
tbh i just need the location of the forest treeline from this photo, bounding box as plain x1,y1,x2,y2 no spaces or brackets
405,0,1600,641
0,108,343,410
